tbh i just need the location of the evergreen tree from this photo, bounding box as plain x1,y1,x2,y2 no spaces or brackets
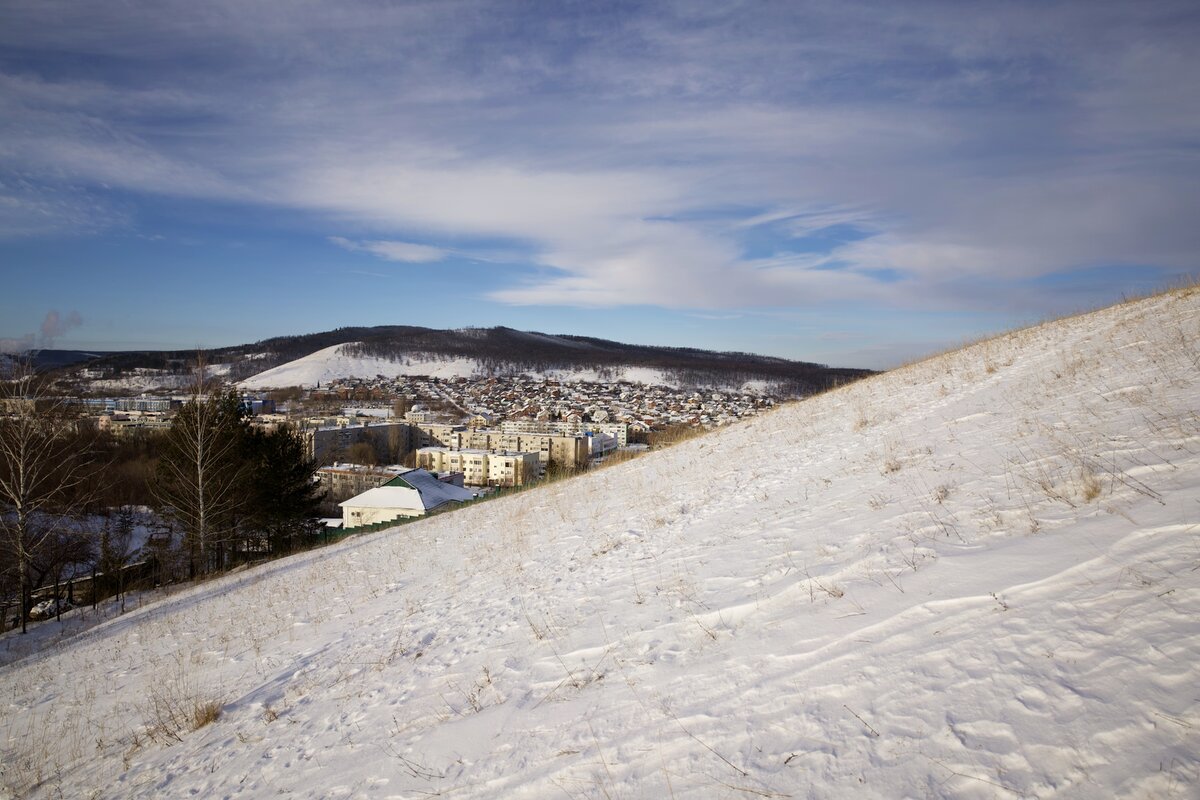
241,424,324,556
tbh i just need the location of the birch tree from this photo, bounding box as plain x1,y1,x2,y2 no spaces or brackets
98,505,139,613
0,368,95,633
154,389,248,576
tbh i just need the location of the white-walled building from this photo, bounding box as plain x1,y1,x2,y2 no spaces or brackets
499,419,629,447
586,431,619,456
339,468,475,528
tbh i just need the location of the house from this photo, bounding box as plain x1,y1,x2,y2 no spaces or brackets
339,468,475,528
467,412,494,429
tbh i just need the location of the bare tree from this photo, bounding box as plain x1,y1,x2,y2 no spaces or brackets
98,505,139,613
154,357,248,576
0,366,96,633
345,441,379,466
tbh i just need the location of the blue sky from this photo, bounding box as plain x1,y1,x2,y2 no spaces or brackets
1,1,1197,369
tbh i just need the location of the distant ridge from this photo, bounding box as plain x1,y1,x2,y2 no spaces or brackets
57,325,873,394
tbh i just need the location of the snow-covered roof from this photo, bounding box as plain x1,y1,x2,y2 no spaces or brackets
339,468,474,512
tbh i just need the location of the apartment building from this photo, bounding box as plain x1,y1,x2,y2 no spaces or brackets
302,421,414,464
417,447,541,487
411,423,590,469
316,463,411,506
500,419,629,447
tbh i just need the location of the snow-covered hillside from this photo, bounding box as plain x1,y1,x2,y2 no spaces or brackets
4,288,1199,798
236,343,483,388
238,342,767,392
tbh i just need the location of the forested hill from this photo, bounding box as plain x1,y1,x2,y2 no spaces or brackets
55,326,874,394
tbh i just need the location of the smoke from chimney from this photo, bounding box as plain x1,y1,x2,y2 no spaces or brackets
0,309,85,353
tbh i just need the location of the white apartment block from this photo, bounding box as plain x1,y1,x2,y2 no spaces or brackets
413,423,590,469
417,446,541,487
499,419,629,447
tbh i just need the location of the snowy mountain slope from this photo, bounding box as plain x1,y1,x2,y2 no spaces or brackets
233,326,872,393
236,342,486,388
238,342,698,390
3,288,1199,798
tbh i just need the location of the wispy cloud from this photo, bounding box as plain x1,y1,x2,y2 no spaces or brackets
330,236,446,264
1,0,1197,323
688,313,744,321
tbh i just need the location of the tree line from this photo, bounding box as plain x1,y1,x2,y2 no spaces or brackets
0,370,323,633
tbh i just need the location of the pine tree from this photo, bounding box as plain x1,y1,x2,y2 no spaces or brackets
241,424,324,556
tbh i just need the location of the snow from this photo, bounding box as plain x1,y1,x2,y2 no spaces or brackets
237,343,484,388
3,288,1200,798
85,374,193,393
237,343,779,392
340,470,475,513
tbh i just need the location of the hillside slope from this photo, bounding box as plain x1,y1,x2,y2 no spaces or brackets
3,289,1199,798
230,325,872,393
70,325,869,395
236,342,743,391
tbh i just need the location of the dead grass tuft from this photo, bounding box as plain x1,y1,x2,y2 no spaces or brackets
136,661,224,746
193,699,222,728
143,693,222,745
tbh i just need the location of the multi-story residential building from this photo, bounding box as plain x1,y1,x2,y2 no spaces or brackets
412,423,466,448
410,423,589,469
487,450,541,486
302,421,414,464
417,447,541,487
500,419,629,447
458,429,589,469
80,396,175,413
413,447,478,485
316,463,411,506
96,414,173,436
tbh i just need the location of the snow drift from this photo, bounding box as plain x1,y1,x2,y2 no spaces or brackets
2,288,1199,798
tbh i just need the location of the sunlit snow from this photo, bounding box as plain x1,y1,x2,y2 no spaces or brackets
3,288,1198,798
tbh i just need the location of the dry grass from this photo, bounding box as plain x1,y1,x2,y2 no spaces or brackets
885,275,1200,380
646,423,714,448
134,658,224,746
193,699,223,728
1079,469,1103,503
143,692,222,745
592,447,642,469
591,423,718,473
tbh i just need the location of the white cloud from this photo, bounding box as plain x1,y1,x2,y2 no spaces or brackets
330,236,446,263
2,0,1197,315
